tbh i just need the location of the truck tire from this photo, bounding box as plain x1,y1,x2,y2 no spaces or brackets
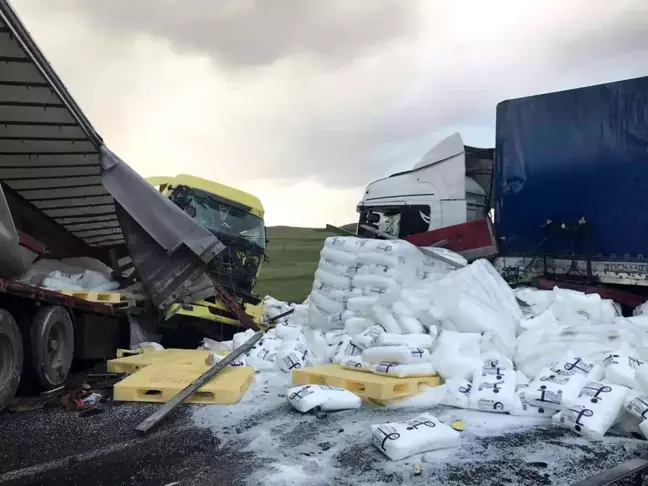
29,306,74,390
0,309,23,412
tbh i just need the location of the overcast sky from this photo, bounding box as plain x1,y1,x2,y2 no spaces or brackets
11,0,648,226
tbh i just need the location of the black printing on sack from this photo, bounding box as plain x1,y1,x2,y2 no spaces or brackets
406,419,436,430
283,354,303,370
578,383,612,404
410,348,425,359
376,362,399,374
459,383,472,395
374,426,400,451
537,385,563,405
560,356,593,374
627,396,648,419
478,380,505,394
560,405,594,432
289,386,313,400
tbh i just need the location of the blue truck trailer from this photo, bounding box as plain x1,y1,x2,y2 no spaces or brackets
493,76,648,300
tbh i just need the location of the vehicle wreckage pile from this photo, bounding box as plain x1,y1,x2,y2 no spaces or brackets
205,235,648,460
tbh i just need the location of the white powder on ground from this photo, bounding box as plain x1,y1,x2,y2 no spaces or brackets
190,372,648,485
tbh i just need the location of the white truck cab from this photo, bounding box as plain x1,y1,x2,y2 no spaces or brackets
357,133,494,239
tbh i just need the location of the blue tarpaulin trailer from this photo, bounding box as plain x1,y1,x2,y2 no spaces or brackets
494,76,648,287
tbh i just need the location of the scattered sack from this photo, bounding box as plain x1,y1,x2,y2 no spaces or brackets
200,338,232,353
525,368,587,410
376,333,435,349
277,339,310,373
287,385,362,413
603,349,645,389
623,390,648,421
440,378,472,409
371,362,437,378
430,330,482,380
233,329,255,350
469,368,517,413
371,413,460,461
344,317,373,335
510,371,551,417
275,324,304,340
551,352,603,381
481,352,514,370
553,381,629,437
340,356,372,373
363,346,428,365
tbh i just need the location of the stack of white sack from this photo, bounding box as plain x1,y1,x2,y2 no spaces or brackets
19,257,119,292
514,287,648,379
308,236,439,332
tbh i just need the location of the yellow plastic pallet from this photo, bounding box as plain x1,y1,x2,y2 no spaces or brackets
107,349,214,374
113,364,255,405
60,290,121,304
292,365,441,400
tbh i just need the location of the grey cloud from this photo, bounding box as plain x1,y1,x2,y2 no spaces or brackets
11,0,648,192
63,0,423,68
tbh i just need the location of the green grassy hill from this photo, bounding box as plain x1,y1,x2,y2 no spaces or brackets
255,226,338,303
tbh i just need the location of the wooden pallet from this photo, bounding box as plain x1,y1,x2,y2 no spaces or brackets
292,364,441,400
113,364,254,405
60,290,121,304
108,349,215,374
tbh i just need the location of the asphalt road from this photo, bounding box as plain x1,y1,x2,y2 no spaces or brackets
2,398,648,486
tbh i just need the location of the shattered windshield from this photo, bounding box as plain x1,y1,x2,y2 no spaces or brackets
171,186,266,249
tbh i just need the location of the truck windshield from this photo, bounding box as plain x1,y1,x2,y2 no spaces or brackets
170,186,266,249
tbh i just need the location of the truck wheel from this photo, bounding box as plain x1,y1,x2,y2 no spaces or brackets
29,306,74,390
0,309,23,412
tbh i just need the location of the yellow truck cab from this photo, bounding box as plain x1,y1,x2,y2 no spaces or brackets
147,174,265,342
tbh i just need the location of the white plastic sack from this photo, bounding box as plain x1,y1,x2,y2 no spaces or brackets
440,378,472,408
469,368,517,413
310,290,346,314
325,330,347,346
525,368,587,410
324,236,367,254
624,390,648,421
353,325,385,349
302,327,328,358
233,329,255,350
320,247,358,267
394,314,426,334
274,324,304,340
371,413,460,461
371,306,402,334
277,339,310,373
287,385,362,413
510,371,552,417
603,349,645,389
481,352,514,370
371,361,436,378
363,346,427,365
347,296,379,313
200,338,232,353
314,268,351,289
246,346,277,371
520,309,558,333
553,382,629,437
340,356,372,373
429,330,482,381
551,351,603,381
376,333,434,349
344,317,373,335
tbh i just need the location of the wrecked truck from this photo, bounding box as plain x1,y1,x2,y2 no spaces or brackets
147,174,266,345
0,1,254,411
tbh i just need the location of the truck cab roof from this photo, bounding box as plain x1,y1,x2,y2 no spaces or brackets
147,174,264,218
